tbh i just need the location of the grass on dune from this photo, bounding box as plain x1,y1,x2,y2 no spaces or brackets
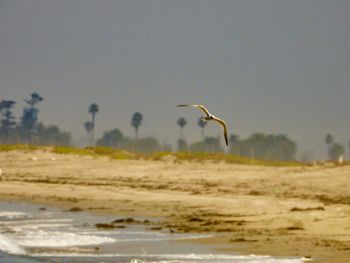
52,146,136,160
0,144,40,152
0,144,301,166
151,151,302,167
0,144,134,160
51,146,91,156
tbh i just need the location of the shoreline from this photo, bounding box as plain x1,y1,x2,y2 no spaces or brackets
0,150,349,262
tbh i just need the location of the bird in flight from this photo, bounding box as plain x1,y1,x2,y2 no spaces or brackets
176,104,228,146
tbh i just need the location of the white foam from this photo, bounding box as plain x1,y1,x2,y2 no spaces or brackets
0,211,27,219
2,218,73,224
83,230,167,236
10,223,71,232
0,234,25,255
34,253,304,262
0,202,305,262
18,231,115,247
84,230,212,242
111,235,213,242
128,254,303,262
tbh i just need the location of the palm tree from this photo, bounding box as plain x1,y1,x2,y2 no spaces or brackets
84,121,93,145
84,121,93,134
0,100,17,143
88,103,99,146
198,117,207,140
20,92,44,144
24,92,43,107
0,100,16,127
131,112,143,140
177,117,187,139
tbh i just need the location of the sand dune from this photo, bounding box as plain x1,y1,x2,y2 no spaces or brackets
0,150,349,262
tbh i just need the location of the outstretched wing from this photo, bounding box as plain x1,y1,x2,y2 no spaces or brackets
212,117,228,146
176,104,211,117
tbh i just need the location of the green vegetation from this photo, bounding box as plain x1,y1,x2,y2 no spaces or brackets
177,117,187,140
0,144,136,161
324,134,345,161
197,117,207,140
20,92,44,143
189,137,222,153
229,133,297,161
0,144,40,152
3,92,347,163
0,92,71,146
97,129,124,148
52,146,135,160
0,144,301,166
131,112,143,140
96,129,161,154
88,103,99,146
52,146,92,156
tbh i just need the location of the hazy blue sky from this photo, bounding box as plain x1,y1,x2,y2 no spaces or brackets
1,0,349,158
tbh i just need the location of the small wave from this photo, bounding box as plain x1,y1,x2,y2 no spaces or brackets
129,254,304,263
34,253,303,262
0,211,27,219
82,230,168,236
0,234,25,255
82,230,212,242
10,223,71,232
1,218,73,225
110,234,213,243
18,231,115,247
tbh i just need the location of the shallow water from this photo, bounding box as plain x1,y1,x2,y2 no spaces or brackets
0,201,304,263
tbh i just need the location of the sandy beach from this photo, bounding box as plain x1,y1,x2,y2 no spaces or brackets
0,149,349,262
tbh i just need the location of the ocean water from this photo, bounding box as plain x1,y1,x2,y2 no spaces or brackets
0,201,305,263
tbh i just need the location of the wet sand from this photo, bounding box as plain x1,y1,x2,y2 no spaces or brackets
0,150,349,262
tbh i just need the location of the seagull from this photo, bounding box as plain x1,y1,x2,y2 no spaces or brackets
177,104,228,146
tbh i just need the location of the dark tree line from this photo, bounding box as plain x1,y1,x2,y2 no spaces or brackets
229,133,297,161
6,93,346,162
175,116,297,161
0,92,71,145
0,92,300,160
95,111,160,153
96,128,160,154
0,99,16,143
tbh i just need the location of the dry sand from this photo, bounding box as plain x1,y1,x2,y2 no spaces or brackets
0,150,349,262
